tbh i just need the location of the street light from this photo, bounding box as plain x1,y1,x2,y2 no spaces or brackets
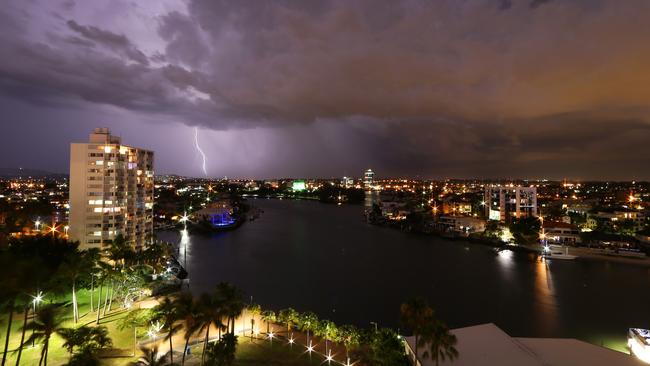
64,225,69,236
35,219,41,232
306,341,314,361
31,291,43,346
47,224,58,237
370,322,378,332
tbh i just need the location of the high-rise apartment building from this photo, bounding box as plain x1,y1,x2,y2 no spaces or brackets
484,185,537,222
364,169,375,188
69,128,154,250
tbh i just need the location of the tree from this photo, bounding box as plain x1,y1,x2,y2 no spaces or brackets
361,328,410,366
153,297,183,365
175,293,200,366
205,333,237,366
297,311,318,344
418,319,458,366
246,304,261,340
0,250,22,366
339,324,361,359
107,234,134,269
214,282,244,335
278,308,299,335
400,297,433,359
58,248,98,323
509,217,541,244
260,310,276,335
196,292,226,365
23,303,66,366
2,235,77,366
130,345,169,366
64,349,102,366
59,325,112,358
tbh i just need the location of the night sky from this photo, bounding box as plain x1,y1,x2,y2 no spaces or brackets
1,0,650,180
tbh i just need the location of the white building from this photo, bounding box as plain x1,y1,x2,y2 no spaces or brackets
485,186,537,223
69,128,154,250
542,221,582,245
438,216,486,234
405,323,643,366
363,169,375,188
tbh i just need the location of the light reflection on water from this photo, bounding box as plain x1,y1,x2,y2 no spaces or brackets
533,258,558,336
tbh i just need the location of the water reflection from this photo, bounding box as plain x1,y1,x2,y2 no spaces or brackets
496,249,515,282
533,258,559,336
179,228,191,271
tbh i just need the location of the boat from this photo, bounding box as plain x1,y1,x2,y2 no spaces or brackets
628,328,650,363
543,245,578,260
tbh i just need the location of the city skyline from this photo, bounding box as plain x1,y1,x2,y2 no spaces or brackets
2,1,650,180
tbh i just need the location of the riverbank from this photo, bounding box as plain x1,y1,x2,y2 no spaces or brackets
550,245,650,267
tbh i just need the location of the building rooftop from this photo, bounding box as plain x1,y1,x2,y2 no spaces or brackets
405,323,643,366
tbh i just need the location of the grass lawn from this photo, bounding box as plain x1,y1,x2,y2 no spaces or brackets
234,337,327,366
3,289,329,366
1,288,139,365
178,336,329,366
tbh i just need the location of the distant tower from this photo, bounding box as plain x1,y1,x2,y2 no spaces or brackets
69,128,154,250
363,169,375,188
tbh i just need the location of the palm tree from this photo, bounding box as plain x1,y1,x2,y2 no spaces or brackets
23,303,66,366
153,296,183,365
317,320,338,355
298,311,318,345
0,250,22,366
214,282,244,335
196,292,226,365
175,293,200,366
400,297,433,359
246,304,261,340
418,319,459,366
14,296,32,366
58,248,98,323
339,324,361,359
107,233,132,269
260,310,276,335
59,325,112,358
130,345,169,366
205,333,237,366
278,308,299,336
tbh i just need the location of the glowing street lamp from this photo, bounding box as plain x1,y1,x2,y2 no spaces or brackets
47,224,59,237
180,211,189,230
306,341,314,361
268,331,274,347
64,225,69,236
326,349,333,364
288,333,295,349
35,219,41,232
31,291,43,346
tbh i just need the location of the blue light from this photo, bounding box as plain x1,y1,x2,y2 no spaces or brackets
210,212,236,227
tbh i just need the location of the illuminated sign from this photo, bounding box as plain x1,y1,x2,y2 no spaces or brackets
489,209,501,221
292,180,306,191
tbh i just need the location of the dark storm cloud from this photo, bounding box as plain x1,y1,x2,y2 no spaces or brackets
66,20,149,65
1,0,650,179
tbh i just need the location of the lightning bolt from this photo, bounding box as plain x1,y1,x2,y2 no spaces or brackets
194,127,208,176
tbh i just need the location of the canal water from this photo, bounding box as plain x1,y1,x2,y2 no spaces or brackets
157,198,650,351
